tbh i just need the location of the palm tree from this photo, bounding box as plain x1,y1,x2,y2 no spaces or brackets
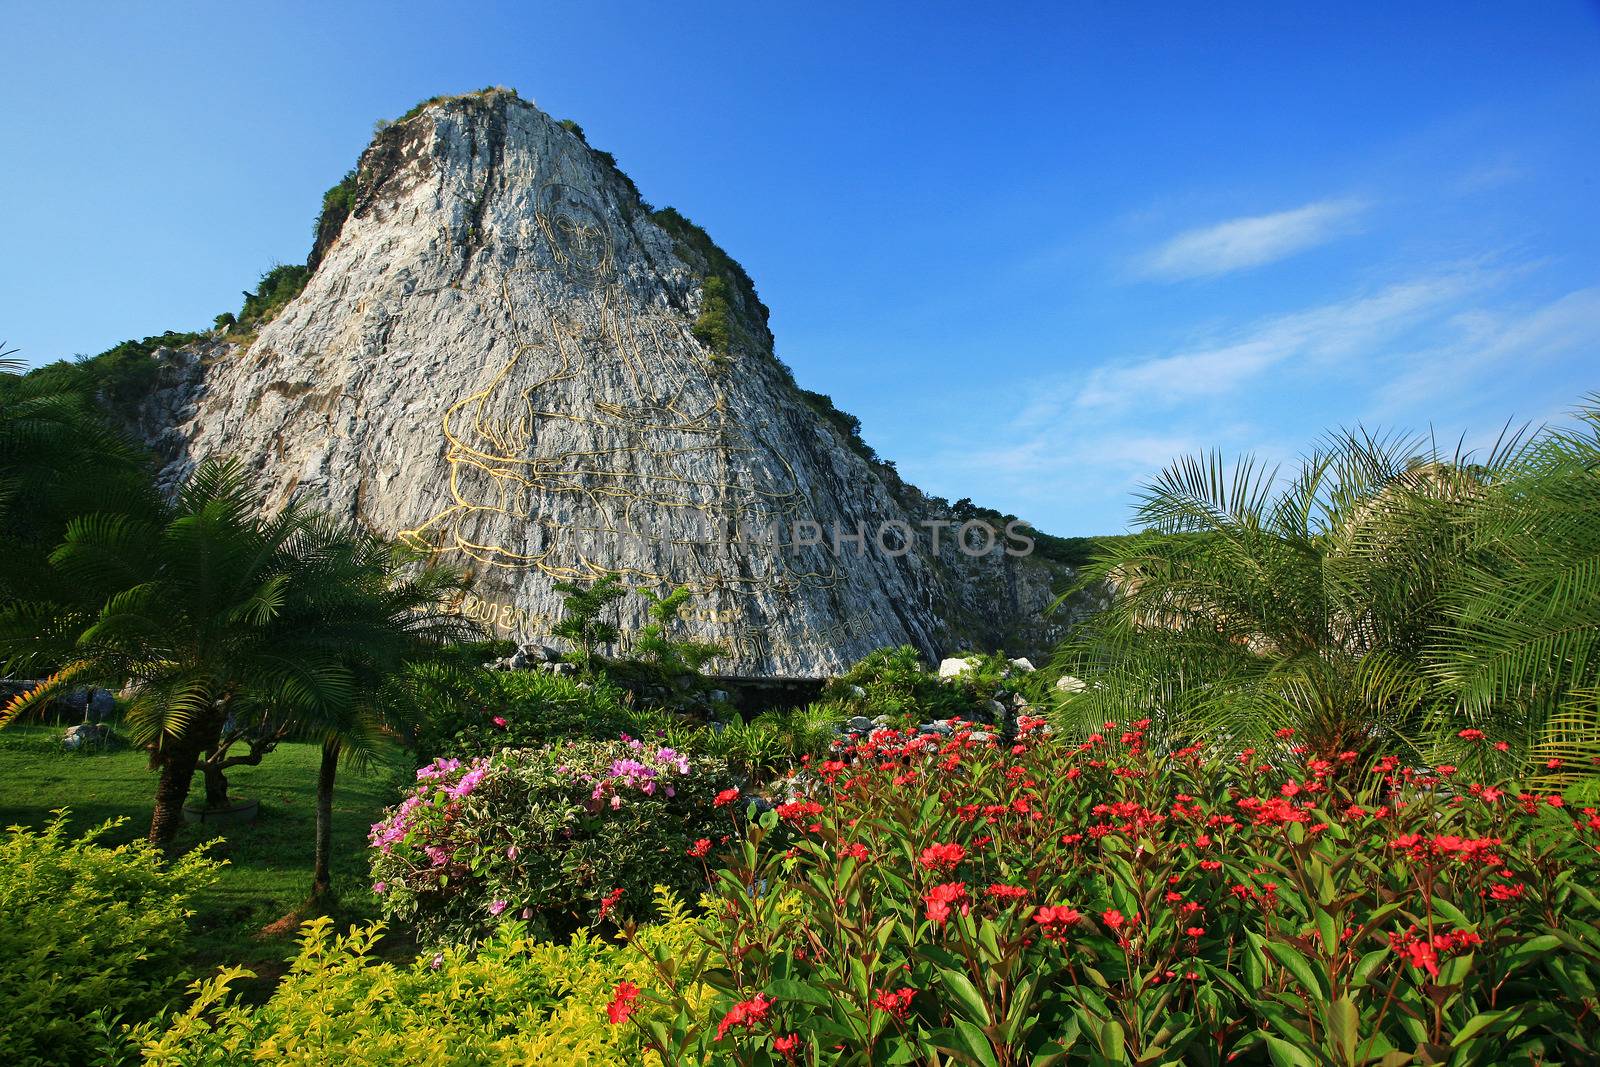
1427,398,1600,783
0,344,160,607
1054,430,1487,758
0,460,350,843
279,522,479,902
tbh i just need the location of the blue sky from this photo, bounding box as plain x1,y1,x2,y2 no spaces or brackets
5,2,1597,535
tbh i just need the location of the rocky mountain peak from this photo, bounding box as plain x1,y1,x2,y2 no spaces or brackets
135,89,1092,675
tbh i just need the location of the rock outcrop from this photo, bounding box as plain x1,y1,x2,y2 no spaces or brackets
134,89,1095,675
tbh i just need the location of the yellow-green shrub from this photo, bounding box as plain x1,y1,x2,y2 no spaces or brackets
0,813,221,1066
130,889,707,1065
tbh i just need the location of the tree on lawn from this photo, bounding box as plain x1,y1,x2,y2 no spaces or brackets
0,459,351,844
284,524,479,902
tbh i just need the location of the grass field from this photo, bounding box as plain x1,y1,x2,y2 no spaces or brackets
0,724,412,982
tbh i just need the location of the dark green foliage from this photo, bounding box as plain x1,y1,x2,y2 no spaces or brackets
557,118,586,142
416,670,640,762
650,206,771,331
238,263,311,328
824,645,965,720
800,388,881,464
309,169,358,271
634,586,723,679
691,274,735,357
0,361,161,608
4,331,204,410
1052,406,1600,782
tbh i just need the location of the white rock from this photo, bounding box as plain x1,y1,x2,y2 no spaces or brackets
1055,675,1087,693
938,656,977,680
1008,657,1035,672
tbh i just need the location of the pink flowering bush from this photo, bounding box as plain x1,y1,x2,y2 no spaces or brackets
616,719,1600,1065
370,739,730,942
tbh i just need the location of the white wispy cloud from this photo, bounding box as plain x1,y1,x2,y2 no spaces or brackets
1140,198,1368,280
897,251,1595,535
1370,284,1600,417
1073,272,1487,413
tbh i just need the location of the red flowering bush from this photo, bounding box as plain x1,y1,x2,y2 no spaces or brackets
618,719,1600,1064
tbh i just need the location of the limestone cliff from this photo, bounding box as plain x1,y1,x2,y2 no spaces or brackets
135,89,1094,675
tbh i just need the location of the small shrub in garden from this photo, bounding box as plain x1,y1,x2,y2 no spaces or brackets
128,891,706,1065
0,814,221,1066
825,645,964,720
416,669,638,760
370,740,731,943
617,721,1600,1065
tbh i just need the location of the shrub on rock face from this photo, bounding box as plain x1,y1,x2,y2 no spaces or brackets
370,740,730,943
128,894,704,1065
0,814,221,1066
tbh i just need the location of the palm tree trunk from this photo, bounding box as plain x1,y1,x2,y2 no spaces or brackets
311,738,340,903
148,733,203,845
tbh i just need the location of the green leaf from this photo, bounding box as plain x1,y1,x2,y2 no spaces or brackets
764,978,832,1008
1263,1034,1317,1067
939,967,993,1026
1323,996,1357,1060
1266,940,1328,1000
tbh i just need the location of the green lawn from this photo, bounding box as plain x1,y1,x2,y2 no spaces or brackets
0,724,413,983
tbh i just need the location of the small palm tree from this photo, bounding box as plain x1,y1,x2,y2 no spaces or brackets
1055,430,1481,758
280,522,479,902
0,460,350,843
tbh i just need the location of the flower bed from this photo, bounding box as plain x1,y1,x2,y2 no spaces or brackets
620,719,1600,1064
370,739,731,942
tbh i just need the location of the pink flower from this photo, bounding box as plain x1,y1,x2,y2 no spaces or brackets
488,899,508,916
492,716,508,729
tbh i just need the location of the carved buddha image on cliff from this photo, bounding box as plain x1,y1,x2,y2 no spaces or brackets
400,179,839,598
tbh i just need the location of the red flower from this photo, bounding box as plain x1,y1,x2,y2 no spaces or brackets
923,882,968,925
918,842,966,871
597,887,624,921
839,841,869,861
776,800,824,822
1033,904,1084,942
872,986,916,1021
687,838,712,858
773,1033,800,1055
714,788,740,808
1458,728,1485,741
986,883,1029,902
605,981,641,1024
716,993,774,1041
